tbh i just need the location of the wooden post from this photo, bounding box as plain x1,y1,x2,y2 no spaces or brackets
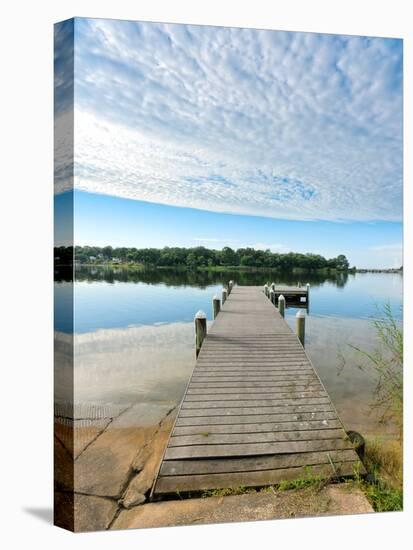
296,310,305,347
306,283,310,313
222,288,227,305
228,280,234,295
212,295,220,319
264,284,269,297
278,294,285,318
194,310,207,357
270,289,275,305
271,282,275,292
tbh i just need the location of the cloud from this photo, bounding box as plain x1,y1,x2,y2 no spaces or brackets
56,19,402,222
369,243,403,268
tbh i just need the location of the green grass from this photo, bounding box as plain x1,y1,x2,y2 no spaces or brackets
276,469,324,491
349,437,403,512
363,482,403,512
201,486,253,498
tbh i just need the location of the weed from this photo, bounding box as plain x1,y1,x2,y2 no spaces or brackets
349,303,403,435
201,486,252,498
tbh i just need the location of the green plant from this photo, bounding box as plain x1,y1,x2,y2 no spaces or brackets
363,481,403,512
201,486,251,498
349,303,403,435
277,468,324,491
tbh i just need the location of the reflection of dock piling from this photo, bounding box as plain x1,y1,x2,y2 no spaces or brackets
152,284,363,497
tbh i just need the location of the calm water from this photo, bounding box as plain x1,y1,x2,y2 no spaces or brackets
54,267,403,434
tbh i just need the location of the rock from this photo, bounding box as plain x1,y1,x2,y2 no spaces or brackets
120,492,146,509
346,430,366,459
132,446,152,472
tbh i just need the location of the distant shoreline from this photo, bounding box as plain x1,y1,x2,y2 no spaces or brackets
57,262,402,274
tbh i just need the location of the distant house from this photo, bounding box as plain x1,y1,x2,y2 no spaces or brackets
112,257,121,264
89,256,96,262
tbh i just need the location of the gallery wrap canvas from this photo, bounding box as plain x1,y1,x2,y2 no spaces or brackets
54,17,403,532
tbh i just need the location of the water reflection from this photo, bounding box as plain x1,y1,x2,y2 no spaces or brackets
54,267,403,437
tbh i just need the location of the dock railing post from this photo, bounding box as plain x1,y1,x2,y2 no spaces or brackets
296,310,306,346
212,295,221,319
222,288,228,305
278,294,285,318
271,282,275,292
195,310,207,357
264,283,269,297
306,283,310,312
228,280,234,295
270,289,275,305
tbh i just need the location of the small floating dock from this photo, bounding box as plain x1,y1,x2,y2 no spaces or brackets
152,285,363,497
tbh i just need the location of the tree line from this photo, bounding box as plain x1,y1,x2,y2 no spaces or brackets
55,245,352,271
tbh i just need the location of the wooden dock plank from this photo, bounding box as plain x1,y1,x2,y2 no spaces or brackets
172,419,343,436
160,449,358,476
152,285,363,497
155,462,358,494
164,438,354,460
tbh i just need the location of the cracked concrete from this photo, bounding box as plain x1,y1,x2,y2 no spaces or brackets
54,401,178,531
111,485,374,530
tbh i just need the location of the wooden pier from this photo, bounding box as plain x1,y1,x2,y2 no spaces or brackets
152,285,363,497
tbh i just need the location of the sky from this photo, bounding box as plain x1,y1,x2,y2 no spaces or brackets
54,18,403,268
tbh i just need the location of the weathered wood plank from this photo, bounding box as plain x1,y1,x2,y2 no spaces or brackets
185,390,327,401
172,419,342,436
169,429,345,447
179,404,334,417
190,384,320,391
182,397,331,409
175,411,340,426
164,438,354,460
187,385,322,395
160,449,356,476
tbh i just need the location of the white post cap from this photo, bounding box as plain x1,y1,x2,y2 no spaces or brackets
213,295,219,300
278,294,285,301
296,310,306,318
195,310,207,319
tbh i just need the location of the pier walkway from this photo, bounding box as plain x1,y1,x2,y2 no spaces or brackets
152,285,363,496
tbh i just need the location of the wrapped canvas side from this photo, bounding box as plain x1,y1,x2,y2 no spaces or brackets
54,18,75,532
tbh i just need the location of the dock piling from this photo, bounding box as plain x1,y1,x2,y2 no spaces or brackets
270,289,275,305
222,288,228,305
194,310,207,357
296,310,306,346
212,295,221,319
264,284,269,297
278,294,285,318
228,280,234,295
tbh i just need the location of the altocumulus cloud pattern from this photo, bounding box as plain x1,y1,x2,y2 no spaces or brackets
55,19,402,222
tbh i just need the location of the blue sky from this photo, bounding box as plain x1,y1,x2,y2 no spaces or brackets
54,19,403,268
